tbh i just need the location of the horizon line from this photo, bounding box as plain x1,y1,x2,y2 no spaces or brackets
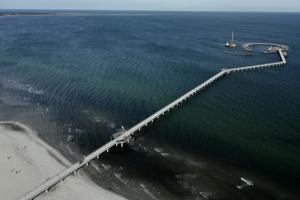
0,8,299,13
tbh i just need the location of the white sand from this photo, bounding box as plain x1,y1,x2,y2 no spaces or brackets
0,121,125,200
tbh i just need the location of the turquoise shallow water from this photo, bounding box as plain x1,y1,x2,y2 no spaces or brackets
0,11,299,199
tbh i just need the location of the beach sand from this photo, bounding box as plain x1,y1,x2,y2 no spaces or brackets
0,121,125,200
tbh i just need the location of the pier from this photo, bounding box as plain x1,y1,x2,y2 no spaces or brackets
18,49,287,200
243,43,289,52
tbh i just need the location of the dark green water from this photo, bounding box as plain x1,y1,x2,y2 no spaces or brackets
0,11,299,199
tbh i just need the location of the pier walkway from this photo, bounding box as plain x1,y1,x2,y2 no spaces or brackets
243,43,289,51
18,49,287,200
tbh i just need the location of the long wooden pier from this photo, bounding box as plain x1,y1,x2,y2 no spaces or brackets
18,49,287,200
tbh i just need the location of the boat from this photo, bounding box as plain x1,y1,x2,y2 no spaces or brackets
236,177,254,190
267,46,279,52
226,32,236,48
265,46,281,53
241,177,254,186
225,41,230,47
267,46,274,51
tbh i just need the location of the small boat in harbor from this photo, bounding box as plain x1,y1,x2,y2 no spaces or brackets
264,46,281,54
226,32,237,48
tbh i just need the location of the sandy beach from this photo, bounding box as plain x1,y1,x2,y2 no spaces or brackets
0,121,125,200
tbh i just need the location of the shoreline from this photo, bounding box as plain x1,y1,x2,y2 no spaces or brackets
0,121,126,200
